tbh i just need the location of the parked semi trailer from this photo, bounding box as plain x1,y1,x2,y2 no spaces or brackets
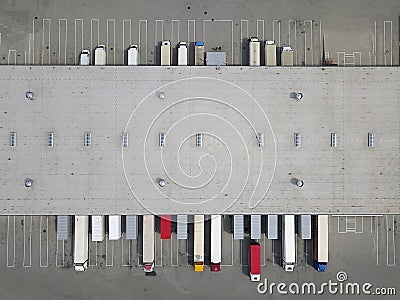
249,37,260,66
265,41,277,66
160,215,171,239
249,242,261,281
195,41,205,65
109,215,121,240
178,42,188,66
94,45,106,65
211,215,222,272
142,215,155,273
74,216,89,272
161,41,171,66
194,215,205,272
282,215,296,271
91,215,104,242
313,215,329,272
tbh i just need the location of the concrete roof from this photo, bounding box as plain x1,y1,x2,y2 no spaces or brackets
0,66,399,215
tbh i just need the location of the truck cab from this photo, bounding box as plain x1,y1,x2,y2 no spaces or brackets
194,262,204,272
79,50,90,66
143,261,155,273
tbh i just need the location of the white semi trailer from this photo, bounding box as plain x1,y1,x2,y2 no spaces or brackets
142,215,155,273
161,41,171,66
194,215,205,272
282,215,296,271
249,37,260,66
177,42,188,66
210,215,222,272
74,215,89,272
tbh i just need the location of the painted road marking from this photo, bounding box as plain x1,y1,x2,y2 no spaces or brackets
187,19,195,43
122,19,132,64
240,19,248,65
171,19,180,43
288,20,298,65
90,18,99,58
272,19,281,47
256,20,265,41
58,19,68,65
386,215,395,266
107,19,116,65
106,237,115,267
304,20,313,65
7,50,17,65
23,215,32,267
139,20,148,65
39,216,48,267
7,216,15,267
74,19,83,64
121,233,131,267
383,20,392,66
42,19,51,65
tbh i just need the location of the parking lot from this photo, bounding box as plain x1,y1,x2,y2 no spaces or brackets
0,16,398,67
0,215,397,270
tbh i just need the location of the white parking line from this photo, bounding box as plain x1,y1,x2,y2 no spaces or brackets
8,50,17,65
58,19,67,65
121,234,131,267
272,20,281,47
256,20,264,41
170,234,178,267
7,216,15,267
122,19,132,63
386,215,395,266
88,241,98,267
240,20,248,66
105,238,114,267
56,239,66,267
39,216,48,267
74,19,83,64
107,19,116,65
304,20,313,65
32,19,35,64
383,20,393,66
171,20,180,43
42,19,51,65
155,19,164,43
288,20,298,65
374,21,377,66
187,19,195,42
23,215,32,267
139,20,148,65
90,18,99,53
376,216,379,265
221,232,234,267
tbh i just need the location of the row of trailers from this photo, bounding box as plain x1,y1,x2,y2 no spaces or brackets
248,215,329,282
79,39,291,67
61,214,328,279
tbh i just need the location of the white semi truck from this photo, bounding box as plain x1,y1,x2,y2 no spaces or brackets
210,215,222,272
193,215,205,272
142,215,155,273
74,215,89,272
282,215,296,271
